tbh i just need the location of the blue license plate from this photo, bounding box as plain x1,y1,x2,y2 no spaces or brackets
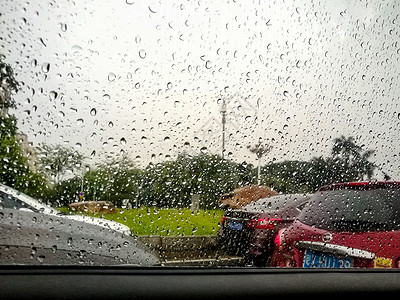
228,221,243,231
303,250,353,268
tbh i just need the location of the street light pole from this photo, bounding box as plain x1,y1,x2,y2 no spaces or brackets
221,99,227,159
247,138,273,185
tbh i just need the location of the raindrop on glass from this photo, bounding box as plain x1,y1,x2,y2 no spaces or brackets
108,72,116,82
41,63,50,73
139,49,147,59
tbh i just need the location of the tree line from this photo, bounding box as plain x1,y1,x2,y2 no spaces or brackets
2,134,381,209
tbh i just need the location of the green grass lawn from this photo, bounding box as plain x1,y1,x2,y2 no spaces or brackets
58,206,224,236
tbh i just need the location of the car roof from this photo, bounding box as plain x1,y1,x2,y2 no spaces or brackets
241,193,311,213
318,181,400,191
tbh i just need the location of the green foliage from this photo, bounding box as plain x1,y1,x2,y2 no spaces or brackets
331,135,376,181
87,157,142,207
0,115,18,136
140,153,241,209
53,156,143,207
261,136,377,193
36,144,84,184
0,54,19,111
0,116,48,199
44,135,378,208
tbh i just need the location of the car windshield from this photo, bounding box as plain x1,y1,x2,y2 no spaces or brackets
1,0,399,268
298,188,400,231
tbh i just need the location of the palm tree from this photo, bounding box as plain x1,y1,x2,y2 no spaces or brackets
331,136,376,181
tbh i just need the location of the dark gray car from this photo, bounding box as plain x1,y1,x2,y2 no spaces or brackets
0,208,160,266
218,193,311,266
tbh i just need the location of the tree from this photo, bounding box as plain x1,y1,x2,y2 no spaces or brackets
93,156,142,207
36,144,84,185
0,116,48,198
260,136,378,193
0,58,48,199
140,153,240,209
331,135,376,181
0,54,19,112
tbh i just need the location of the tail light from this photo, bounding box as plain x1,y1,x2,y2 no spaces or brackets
220,215,226,225
274,228,286,247
247,218,282,229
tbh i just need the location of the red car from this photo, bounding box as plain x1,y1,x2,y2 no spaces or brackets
270,182,400,268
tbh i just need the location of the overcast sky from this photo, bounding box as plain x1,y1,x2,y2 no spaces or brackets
1,0,400,179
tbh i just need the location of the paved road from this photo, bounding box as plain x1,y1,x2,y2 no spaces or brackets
138,235,245,267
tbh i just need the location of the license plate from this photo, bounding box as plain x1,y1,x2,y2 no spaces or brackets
228,221,243,231
303,250,353,268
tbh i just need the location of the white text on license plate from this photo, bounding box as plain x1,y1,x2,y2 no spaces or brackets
303,250,353,268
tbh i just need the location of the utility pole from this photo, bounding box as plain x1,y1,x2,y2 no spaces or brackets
221,99,227,159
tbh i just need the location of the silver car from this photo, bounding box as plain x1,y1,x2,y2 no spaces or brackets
0,208,160,266
0,184,131,236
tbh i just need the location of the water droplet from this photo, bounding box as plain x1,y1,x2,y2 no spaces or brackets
205,60,212,69
49,91,58,101
139,49,147,59
120,137,126,145
108,121,114,128
90,150,96,158
167,82,173,90
108,72,116,82
41,63,50,73
90,108,97,116
60,23,67,32
75,143,82,149
103,94,110,101
39,37,47,47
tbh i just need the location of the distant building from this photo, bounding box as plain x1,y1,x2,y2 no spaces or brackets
16,133,37,173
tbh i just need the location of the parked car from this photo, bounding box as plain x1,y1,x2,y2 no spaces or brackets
270,181,400,268
0,208,160,266
217,193,311,266
0,184,132,236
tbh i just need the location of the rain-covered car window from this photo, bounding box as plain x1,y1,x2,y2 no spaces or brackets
1,0,400,268
299,188,400,231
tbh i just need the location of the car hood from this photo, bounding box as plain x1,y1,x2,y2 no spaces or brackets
63,214,131,236
0,208,160,266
